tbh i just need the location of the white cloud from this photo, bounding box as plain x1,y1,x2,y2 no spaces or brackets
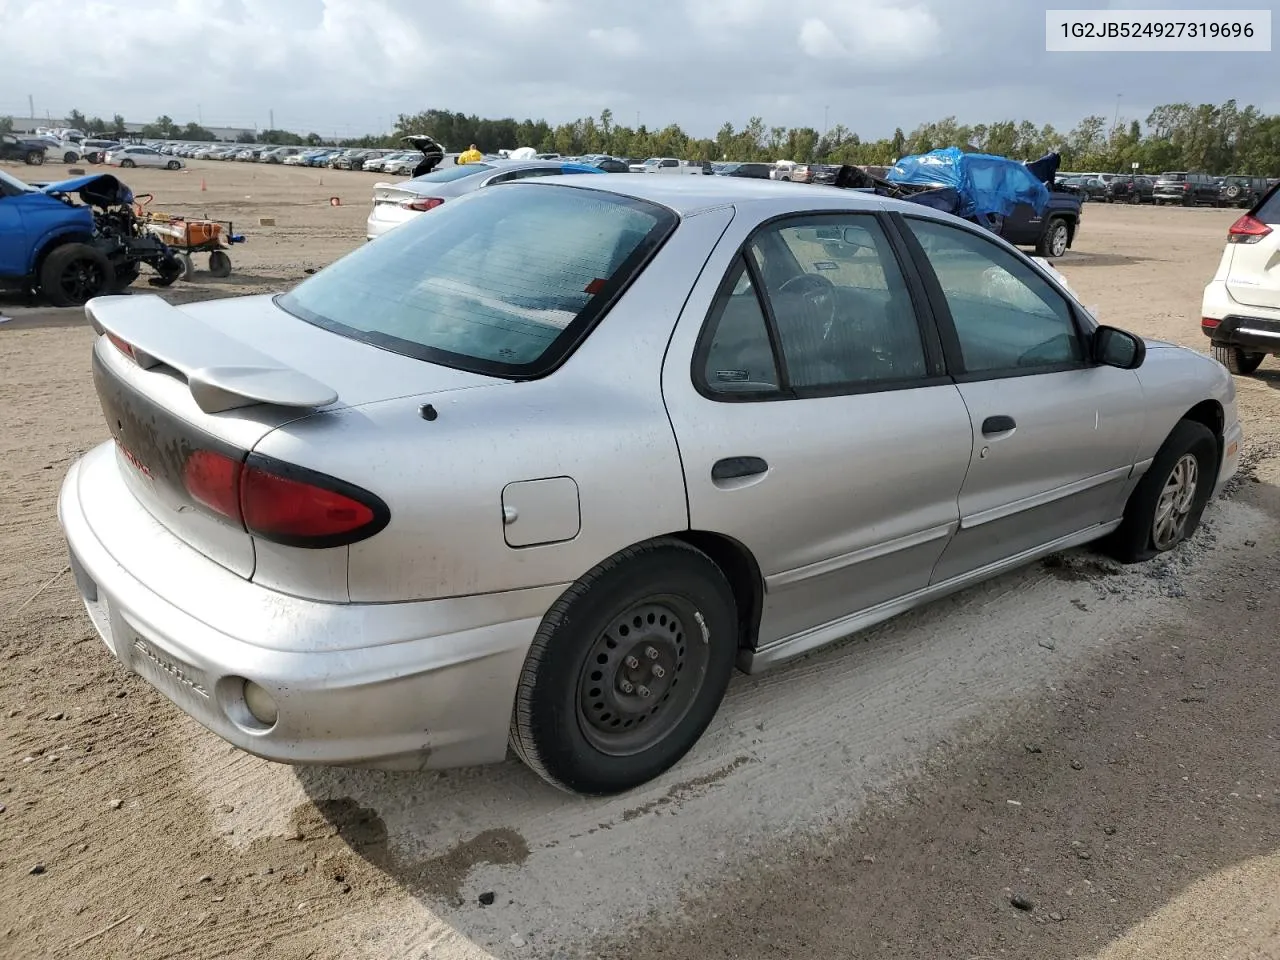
798,3,942,63
587,26,643,58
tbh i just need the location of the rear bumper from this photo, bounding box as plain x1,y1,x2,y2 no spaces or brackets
1201,285,1280,354
58,442,565,772
365,206,416,240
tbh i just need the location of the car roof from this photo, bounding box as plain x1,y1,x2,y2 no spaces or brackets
515,172,891,216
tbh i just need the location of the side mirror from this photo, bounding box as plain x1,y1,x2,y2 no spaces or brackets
1093,325,1145,370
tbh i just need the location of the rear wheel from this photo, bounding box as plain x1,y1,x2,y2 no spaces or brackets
1212,343,1266,375
509,539,738,795
1037,219,1070,258
1105,420,1217,563
166,160,180,170
120,158,135,168
63,151,77,164
25,150,44,166
39,243,114,307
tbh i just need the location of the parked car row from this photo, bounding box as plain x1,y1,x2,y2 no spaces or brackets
1059,170,1277,207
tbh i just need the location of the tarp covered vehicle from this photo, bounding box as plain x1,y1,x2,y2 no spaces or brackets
0,170,182,307
832,147,1058,230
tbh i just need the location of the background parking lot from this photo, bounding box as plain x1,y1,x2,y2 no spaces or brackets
2,159,1279,960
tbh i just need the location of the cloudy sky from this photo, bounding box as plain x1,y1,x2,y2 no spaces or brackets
1,0,1274,139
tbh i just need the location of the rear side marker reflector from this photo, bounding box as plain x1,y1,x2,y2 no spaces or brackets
182,449,389,548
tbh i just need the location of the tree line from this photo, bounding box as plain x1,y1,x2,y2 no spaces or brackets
7,100,1277,175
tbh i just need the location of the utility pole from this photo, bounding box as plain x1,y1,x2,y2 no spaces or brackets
198,103,203,125
824,104,830,138
1111,93,1122,136
27,94,33,120
269,108,274,131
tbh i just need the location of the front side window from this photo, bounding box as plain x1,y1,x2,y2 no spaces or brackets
278,183,676,377
904,217,1082,374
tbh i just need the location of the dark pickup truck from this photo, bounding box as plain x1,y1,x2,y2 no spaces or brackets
997,181,1084,258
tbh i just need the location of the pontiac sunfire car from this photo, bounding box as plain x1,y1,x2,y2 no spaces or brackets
60,175,1242,795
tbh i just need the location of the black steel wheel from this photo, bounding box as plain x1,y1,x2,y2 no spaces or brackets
510,539,739,795
576,598,708,757
208,250,232,278
39,243,114,308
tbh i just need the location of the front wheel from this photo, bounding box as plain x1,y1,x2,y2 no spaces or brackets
1037,219,1070,258
509,539,739,795
1104,420,1217,564
1212,343,1266,375
207,250,232,278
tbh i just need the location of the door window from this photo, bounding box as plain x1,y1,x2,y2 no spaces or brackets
697,215,930,396
904,217,1083,375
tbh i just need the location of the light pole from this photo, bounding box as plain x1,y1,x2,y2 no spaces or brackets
824,104,830,138
1111,93,1122,136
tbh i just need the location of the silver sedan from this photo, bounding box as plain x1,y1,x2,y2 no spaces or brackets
59,176,1242,795
364,158,606,239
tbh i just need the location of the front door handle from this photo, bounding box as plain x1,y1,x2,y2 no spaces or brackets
982,415,1016,436
712,456,769,481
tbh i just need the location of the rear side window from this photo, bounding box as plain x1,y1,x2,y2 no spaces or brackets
1254,185,1280,224
278,183,677,378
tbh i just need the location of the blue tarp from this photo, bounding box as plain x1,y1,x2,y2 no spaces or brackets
886,147,1050,221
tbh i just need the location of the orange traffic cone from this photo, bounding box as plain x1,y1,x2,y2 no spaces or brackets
200,178,207,192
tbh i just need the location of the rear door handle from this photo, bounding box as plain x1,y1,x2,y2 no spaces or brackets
712,456,769,481
982,415,1016,436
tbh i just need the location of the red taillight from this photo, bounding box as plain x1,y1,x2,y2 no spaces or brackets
106,332,135,361
1201,317,1222,329
240,464,375,540
1228,214,1272,244
400,197,444,212
181,450,388,547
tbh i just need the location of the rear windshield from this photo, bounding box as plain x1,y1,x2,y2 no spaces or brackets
410,163,494,183
277,183,677,377
1158,172,1187,181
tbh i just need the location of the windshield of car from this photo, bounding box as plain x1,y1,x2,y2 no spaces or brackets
409,163,494,183
277,183,678,377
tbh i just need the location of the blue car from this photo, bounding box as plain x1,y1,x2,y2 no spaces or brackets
0,169,181,307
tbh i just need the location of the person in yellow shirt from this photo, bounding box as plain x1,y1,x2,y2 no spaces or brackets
458,144,483,164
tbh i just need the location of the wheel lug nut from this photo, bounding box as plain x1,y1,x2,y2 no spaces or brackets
625,655,640,670
619,680,634,694
645,646,659,660
652,665,665,679
637,685,651,698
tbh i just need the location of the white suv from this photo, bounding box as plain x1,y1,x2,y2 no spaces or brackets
1201,184,1280,375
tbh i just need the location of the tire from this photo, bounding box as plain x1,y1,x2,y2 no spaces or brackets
166,160,180,170
1128,190,1140,205
509,538,739,795
1037,219,1070,258
120,159,135,168
1212,342,1266,375
1105,420,1218,564
208,250,232,278
63,151,77,164
176,253,194,282
1224,184,1242,201
39,243,115,308
25,150,44,166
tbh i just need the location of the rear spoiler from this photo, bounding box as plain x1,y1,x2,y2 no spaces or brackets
85,295,339,414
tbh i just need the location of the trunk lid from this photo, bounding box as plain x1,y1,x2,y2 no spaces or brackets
86,294,496,580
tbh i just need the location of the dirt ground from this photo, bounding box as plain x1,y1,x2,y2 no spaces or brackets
2,160,1280,960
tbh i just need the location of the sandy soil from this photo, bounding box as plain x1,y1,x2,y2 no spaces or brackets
2,161,1279,960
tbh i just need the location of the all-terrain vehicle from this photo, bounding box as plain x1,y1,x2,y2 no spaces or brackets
0,170,183,307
